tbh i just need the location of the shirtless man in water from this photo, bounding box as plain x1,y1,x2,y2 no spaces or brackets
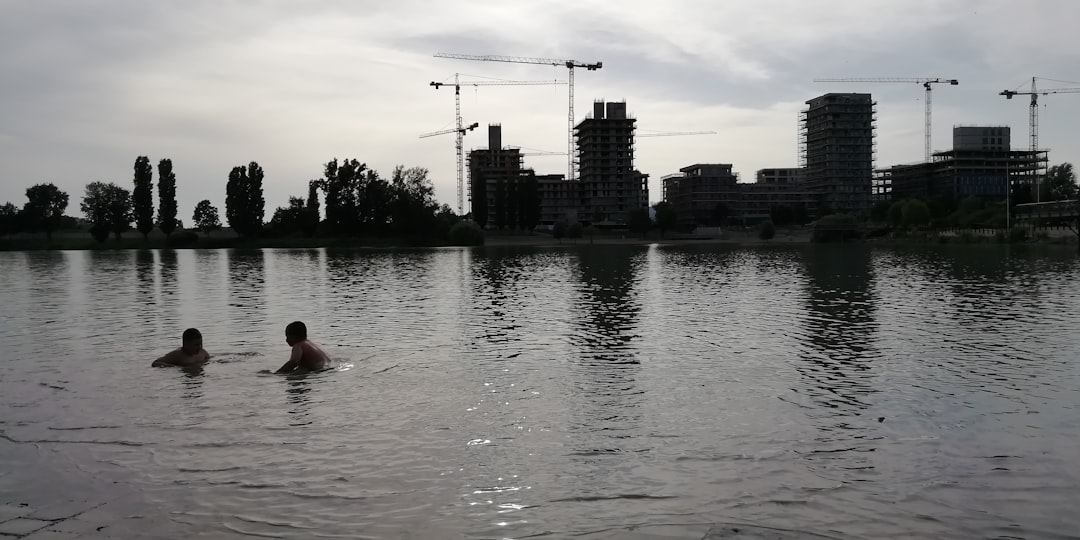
152,328,211,367
275,321,331,374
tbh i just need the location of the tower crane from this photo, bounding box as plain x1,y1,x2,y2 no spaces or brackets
429,74,566,215
434,53,603,184
813,77,959,162
1000,77,1080,202
419,122,479,139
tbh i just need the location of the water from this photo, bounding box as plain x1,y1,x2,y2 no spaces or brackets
1,245,1078,539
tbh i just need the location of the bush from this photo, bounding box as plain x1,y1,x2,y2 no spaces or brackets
811,213,860,243
1008,227,1028,243
553,220,568,241
448,220,484,246
567,222,583,239
758,220,775,240
166,230,200,247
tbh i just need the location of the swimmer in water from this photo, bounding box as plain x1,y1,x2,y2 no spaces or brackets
152,328,211,367
275,321,331,374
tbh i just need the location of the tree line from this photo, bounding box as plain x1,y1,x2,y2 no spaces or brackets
1,155,466,244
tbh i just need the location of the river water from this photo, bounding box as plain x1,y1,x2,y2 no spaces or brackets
1,245,1078,539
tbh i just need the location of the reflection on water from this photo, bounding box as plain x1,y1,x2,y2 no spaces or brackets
797,246,879,417
1,245,1079,539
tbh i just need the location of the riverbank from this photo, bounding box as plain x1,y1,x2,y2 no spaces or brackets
3,227,1075,251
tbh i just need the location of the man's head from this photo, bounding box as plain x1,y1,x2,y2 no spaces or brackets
181,328,203,355
285,321,307,346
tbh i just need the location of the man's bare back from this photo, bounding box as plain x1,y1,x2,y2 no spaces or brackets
152,347,210,368
277,321,330,374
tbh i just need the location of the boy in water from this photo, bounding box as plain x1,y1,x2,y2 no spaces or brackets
152,328,211,367
276,321,331,374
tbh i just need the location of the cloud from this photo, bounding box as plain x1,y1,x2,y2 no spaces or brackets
1,0,1078,216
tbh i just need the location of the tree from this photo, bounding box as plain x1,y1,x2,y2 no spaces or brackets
870,201,891,224
887,201,905,227
553,220,568,243
23,183,69,240
902,199,931,229
269,197,307,236
567,221,583,240
305,179,321,236
0,202,21,236
653,201,677,237
447,220,484,246
225,162,265,237
81,182,132,242
157,158,178,237
1042,163,1077,201
627,208,651,238
133,156,154,239
519,175,540,231
759,220,776,240
192,200,221,237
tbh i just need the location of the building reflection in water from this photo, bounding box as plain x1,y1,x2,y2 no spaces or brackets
796,246,881,418
567,246,646,443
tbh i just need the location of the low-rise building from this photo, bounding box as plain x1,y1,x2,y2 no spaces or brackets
875,126,1047,201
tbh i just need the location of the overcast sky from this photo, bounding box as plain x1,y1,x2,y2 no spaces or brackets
2,0,1079,219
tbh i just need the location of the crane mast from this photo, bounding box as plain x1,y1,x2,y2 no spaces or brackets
813,77,959,162
429,75,566,215
1000,77,1080,202
434,53,603,184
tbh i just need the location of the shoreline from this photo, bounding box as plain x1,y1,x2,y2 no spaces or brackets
1,228,1076,252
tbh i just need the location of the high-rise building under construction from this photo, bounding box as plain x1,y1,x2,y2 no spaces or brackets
800,93,876,214
575,100,648,226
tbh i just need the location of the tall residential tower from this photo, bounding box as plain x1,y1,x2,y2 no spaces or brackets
800,93,876,214
575,100,648,226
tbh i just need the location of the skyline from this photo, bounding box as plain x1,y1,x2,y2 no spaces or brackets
2,1,1079,219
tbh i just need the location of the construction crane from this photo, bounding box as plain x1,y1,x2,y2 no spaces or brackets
434,53,603,184
813,77,959,162
638,130,716,138
430,74,566,215
1001,77,1080,202
419,122,479,139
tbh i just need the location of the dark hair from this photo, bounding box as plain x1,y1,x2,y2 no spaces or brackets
285,321,307,339
182,328,202,343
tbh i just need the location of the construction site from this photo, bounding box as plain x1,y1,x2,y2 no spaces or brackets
423,53,1079,230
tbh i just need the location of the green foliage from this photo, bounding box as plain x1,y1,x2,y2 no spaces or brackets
870,201,890,223
23,183,69,240
553,220,568,242
627,208,651,238
166,230,200,247
81,182,132,242
192,200,221,237
887,201,904,227
447,220,484,246
1042,162,1077,201
226,162,265,237
811,213,860,243
1008,227,1028,243
567,221,583,239
133,156,154,239
0,202,21,235
901,199,931,229
268,197,312,237
759,220,776,240
157,158,178,237
653,201,677,237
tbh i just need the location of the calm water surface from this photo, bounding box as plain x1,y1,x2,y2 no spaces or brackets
1,245,1078,539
